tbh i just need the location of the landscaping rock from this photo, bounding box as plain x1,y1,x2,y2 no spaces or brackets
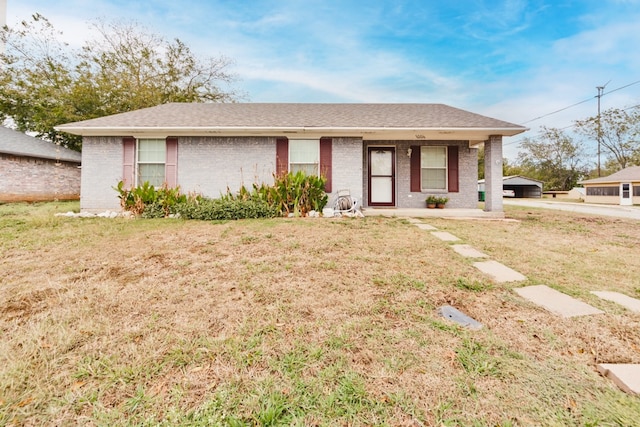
438,305,483,330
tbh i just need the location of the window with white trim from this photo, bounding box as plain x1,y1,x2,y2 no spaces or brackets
421,146,447,190
289,139,319,175
137,139,166,187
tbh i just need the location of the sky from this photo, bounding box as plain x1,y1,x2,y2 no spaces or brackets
6,0,640,160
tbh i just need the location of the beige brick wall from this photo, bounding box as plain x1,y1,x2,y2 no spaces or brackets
0,154,80,202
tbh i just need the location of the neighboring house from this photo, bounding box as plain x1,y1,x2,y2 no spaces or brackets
0,126,81,202
568,187,586,200
478,175,543,199
579,166,640,205
55,103,527,213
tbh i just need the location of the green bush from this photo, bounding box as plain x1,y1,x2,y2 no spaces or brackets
114,171,327,220
268,171,328,216
219,172,328,217
175,197,278,220
115,181,186,217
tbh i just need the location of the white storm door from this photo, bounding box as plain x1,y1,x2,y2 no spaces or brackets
368,148,395,206
621,183,632,205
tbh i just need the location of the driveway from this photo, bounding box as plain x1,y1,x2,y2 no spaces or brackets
503,199,640,220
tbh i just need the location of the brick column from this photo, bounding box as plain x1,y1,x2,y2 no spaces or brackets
484,135,503,212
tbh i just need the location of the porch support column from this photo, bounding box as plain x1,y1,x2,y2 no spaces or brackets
484,135,503,212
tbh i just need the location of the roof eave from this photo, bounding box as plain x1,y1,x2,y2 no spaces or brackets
0,149,81,163
55,126,528,141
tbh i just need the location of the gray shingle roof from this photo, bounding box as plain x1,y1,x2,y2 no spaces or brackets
0,126,81,162
56,103,526,132
579,166,640,184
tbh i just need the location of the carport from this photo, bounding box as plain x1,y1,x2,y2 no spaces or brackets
478,175,543,199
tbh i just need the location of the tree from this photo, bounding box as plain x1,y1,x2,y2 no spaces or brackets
574,107,640,171
477,146,523,180
516,126,590,190
0,14,241,150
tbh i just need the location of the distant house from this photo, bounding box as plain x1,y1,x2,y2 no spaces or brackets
0,126,81,202
568,187,586,200
478,175,543,199
55,103,527,213
579,166,640,205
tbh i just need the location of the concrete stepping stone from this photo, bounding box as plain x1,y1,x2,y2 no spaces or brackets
514,285,604,318
406,218,423,224
452,244,488,258
591,291,640,313
438,305,483,330
473,260,526,283
431,231,460,242
597,364,640,395
415,223,437,230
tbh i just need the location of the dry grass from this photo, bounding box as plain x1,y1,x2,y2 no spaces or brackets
1,201,639,426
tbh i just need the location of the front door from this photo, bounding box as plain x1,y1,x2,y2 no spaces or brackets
368,147,395,206
621,183,632,205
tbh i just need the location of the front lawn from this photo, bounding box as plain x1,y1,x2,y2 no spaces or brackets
1,202,639,426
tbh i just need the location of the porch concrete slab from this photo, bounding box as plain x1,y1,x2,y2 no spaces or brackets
514,285,605,318
591,291,640,313
415,223,437,230
473,260,527,283
597,364,640,395
452,244,488,258
438,305,483,330
431,231,460,242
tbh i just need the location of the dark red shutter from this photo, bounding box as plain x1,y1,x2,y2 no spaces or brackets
410,145,421,192
447,146,459,193
122,137,136,188
320,137,332,193
165,137,178,188
276,137,288,176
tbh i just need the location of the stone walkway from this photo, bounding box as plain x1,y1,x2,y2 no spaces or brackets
410,218,640,396
514,285,604,318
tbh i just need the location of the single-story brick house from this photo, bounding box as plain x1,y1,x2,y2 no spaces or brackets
55,103,527,213
579,166,640,205
0,126,81,202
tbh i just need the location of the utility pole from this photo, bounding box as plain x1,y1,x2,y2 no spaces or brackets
596,85,603,177
595,81,609,177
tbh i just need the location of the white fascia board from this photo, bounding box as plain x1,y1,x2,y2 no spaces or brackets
55,126,528,139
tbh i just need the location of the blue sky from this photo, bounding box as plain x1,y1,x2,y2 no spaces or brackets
7,0,640,159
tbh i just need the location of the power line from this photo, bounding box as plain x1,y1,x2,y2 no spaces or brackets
520,79,640,125
602,79,640,97
503,81,640,149
521,97,593,124
504,102,640,148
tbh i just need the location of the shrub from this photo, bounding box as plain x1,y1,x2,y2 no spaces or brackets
219,172,328,217
175,196,278,220
269,171,328,216
114,171,327,220
115,181,187,217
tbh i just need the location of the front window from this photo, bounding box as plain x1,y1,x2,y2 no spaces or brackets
421,146,447,190
289,139,319,175
137,139,166,187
